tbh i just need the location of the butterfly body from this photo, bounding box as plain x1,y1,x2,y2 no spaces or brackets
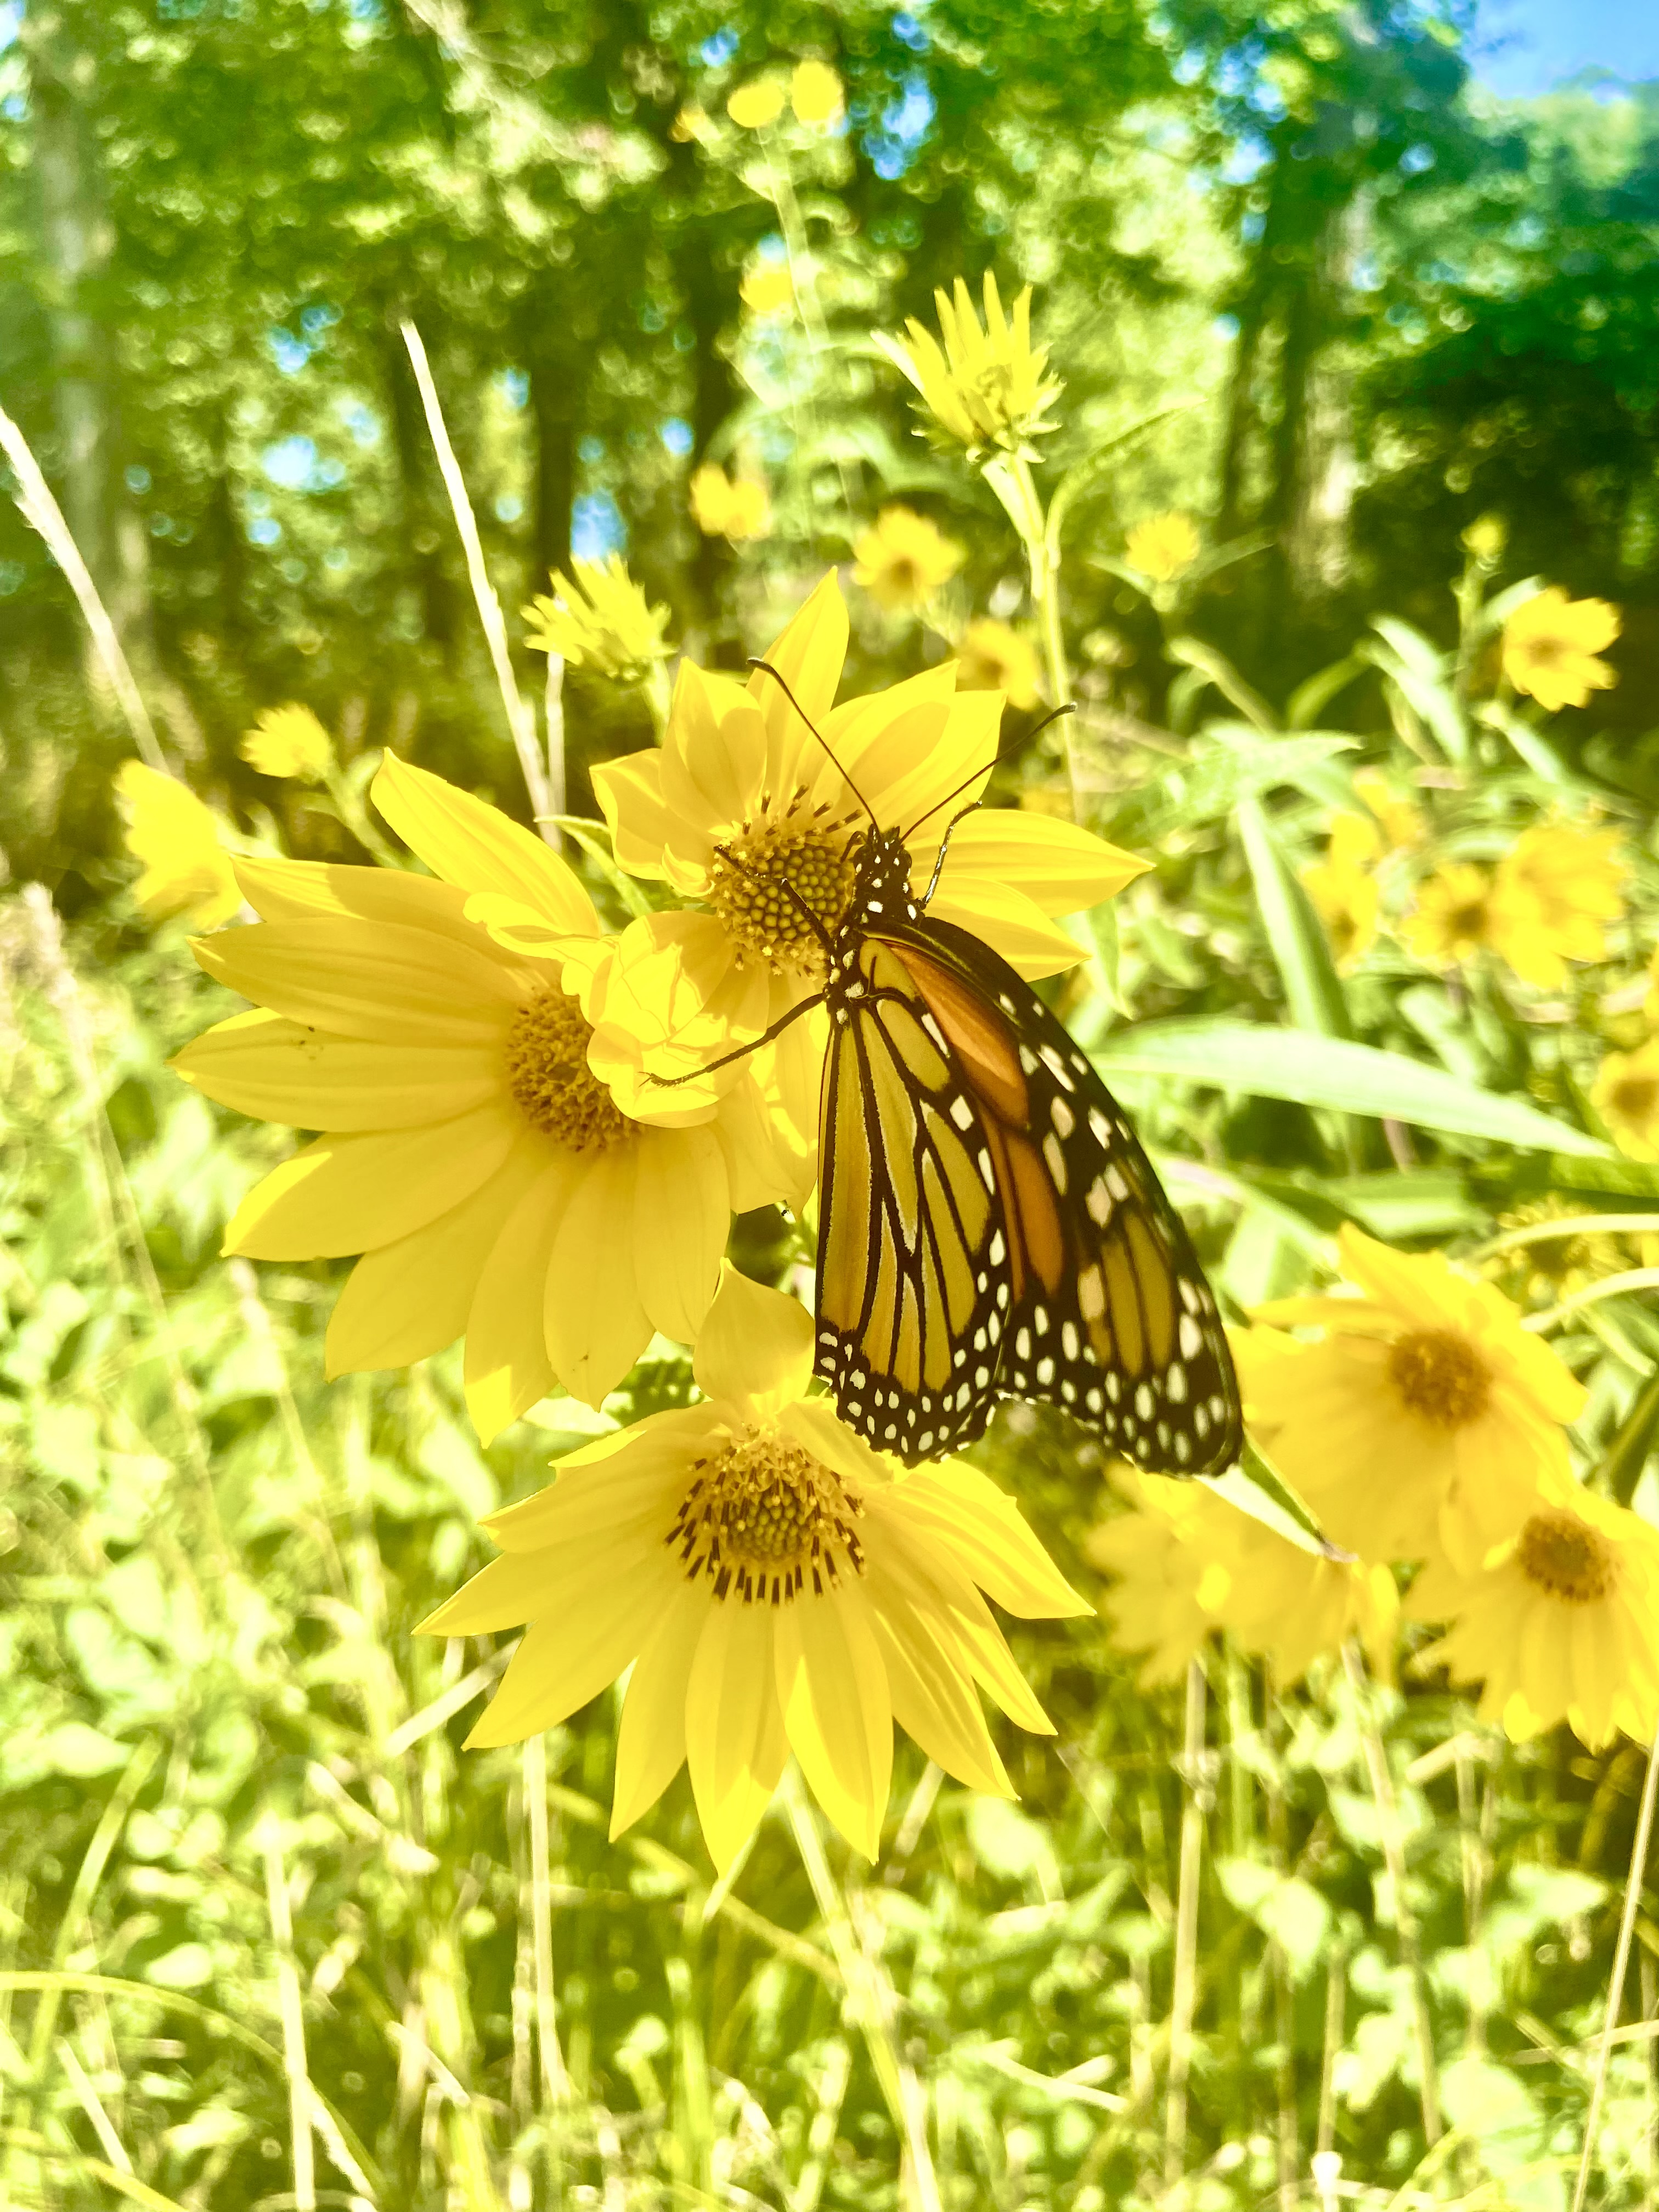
813,823,1243,1474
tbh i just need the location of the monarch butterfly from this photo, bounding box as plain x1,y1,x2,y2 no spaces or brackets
671,663,1244,1476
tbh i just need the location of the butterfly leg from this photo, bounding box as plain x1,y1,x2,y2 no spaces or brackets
645,988,821,1088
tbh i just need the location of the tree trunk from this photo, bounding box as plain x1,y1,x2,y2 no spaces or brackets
21,2,152,662
527,318,578,586
1288,196,1364,602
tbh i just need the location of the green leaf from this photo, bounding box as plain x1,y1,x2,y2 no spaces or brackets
1216,1859,1334,1982
1237,798,1352,1040
1165,635,1277,731
1287,650,1369,730
1548,1155,1659,1201
1127,730,1356,839
1086,1019,1608,1155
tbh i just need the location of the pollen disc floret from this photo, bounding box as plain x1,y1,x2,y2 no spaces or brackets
670,1424,865,1601
1515,1508,1614,1603
707,815,857,980
505,988,628,1150
1387,1328,1492,1428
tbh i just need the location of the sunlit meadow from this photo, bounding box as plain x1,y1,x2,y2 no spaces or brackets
3,20,1659,2212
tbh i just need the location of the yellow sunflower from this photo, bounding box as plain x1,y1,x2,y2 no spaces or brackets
1486,823,1626,989
116,761,241,930
521,558,672,682
174,754,791,1440
421,1269,1088,1871
1407,1487,1659,1751
1593,1037,1659,1161
1124,513,1201,586
852,506,964,612
1237,1227,1585,1572
586,573,1146,1136
1400,861,1496,968
874,273,1062,463
1086,1468,1397,1689
1501,588,1620,714
955,618,1042,709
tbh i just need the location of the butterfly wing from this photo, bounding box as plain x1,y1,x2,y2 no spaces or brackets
838,915,1243,1476
815,936,1015,1463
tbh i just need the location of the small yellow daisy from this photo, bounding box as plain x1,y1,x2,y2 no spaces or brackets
689,462,771,543
852,505,964,612
726,78,786,129
240,704,334,784
1086,1468,1397,1689
1301,850,1379,974
1486,823,1626,989
1238,1227,1585,1572
1400,861,1496,968
1593,1037,1659,1161
1502,588,1620,713
422,1269,1088,1871
955,618,1042,709
1124,513,1201,586
1408,1488,1659,1751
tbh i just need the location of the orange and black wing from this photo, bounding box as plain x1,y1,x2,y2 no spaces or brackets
815,916,1242,1474
815,938,1014,1461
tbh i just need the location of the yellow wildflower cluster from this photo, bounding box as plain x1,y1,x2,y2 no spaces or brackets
1231,1228,1659,1750
162,572,1142,1872
1402,821,1626,989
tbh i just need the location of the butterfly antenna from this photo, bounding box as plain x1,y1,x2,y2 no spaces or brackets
747,657,879,828
902,701,1076,840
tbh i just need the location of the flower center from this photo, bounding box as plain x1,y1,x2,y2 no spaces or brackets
1515,1509,1613,1603
1448,900,1488,941
1611,1074,1659,1124
668,1426,865,1604
707,814,859,981
1386,1328,1492,1428
504,989,629,1152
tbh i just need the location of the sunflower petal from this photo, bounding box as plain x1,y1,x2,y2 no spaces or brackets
693,1268,816,1412
326,1135,550,1373
591,748,679,882
775,1582,891,1861
544,1145,652,1408
194,917,523,1044
234,852,488,951
373,752,597,933
922,880,1091,979
633,1126,727,1344
483,1408,714,1550
686,1599,789,1872
463,1555,673,1747
888,1468,1090,1618
224,1101,522,1260
174,1009,503,1131
867,1599,1012,1798
465,1154,580,1442
935,809,1148,913
612,1579,709,1837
